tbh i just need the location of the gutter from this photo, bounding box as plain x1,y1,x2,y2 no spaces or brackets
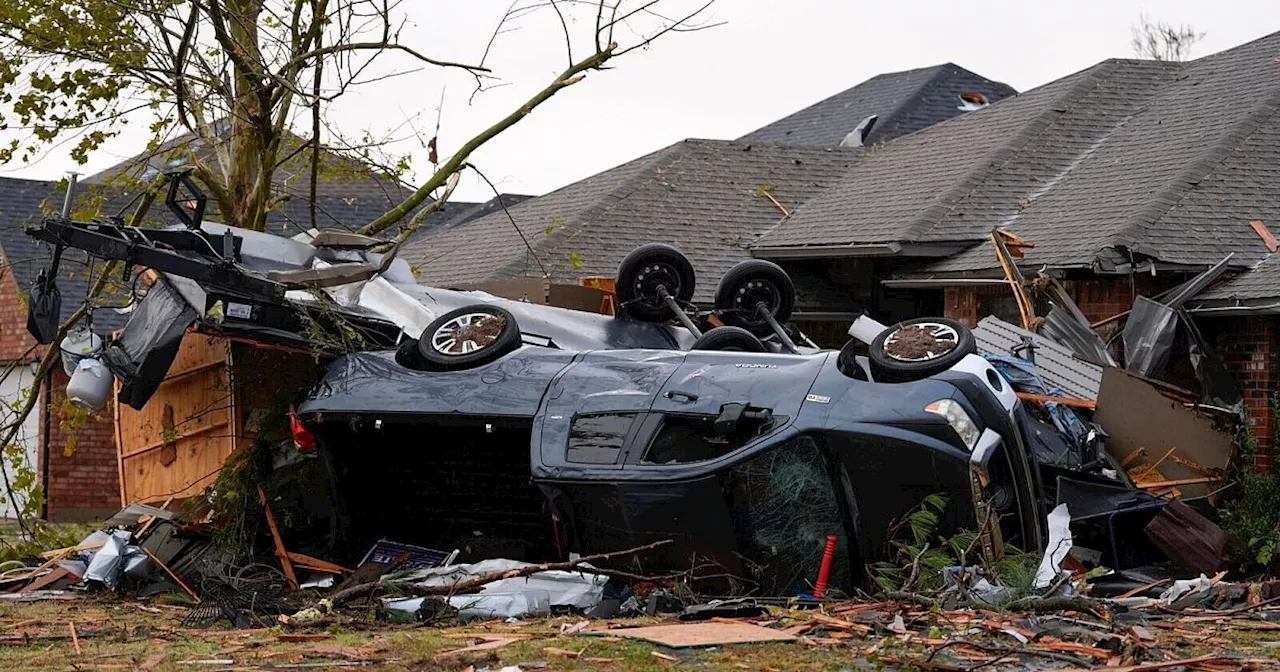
1186,300,1280,316
881,278,1012,289
752,241,974,260
753,242,902,260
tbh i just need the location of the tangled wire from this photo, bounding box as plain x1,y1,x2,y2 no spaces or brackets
181,561,302,628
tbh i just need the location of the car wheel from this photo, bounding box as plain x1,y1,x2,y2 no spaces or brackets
836,339,868,380
416,305,522,371
714,259,795,337
868,317,976,383
615,243,696,322
690,326,767,352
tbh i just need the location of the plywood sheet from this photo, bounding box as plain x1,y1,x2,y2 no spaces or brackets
589,622,797,648
1094,367,1231,500
117,333,231,504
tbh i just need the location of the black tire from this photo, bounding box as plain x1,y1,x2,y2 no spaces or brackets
868,317,976,383
714,259,795,337
690,326,767,352
836,339,868,380
615,243,696,322
416,305,522,372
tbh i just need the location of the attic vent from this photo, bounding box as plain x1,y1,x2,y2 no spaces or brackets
958,92,989,112
839,114,878,148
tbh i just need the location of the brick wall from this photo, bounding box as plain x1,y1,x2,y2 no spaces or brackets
40,368,120,521
0,262,39,362
944,276,1174,332
1212,316,1277,472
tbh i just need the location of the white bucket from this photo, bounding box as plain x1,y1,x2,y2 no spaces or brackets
67,358,113,411
59,329,103,377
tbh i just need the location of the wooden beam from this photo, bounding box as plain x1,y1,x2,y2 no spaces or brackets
258,486,298,590
1015,392,1097,410
140,546,199,601
1136,476,1222,490
286,552,353,575
114,378,129,508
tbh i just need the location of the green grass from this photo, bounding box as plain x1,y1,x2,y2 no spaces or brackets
0,593,1272,671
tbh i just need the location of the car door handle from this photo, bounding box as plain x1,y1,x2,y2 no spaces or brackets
664,390,699,402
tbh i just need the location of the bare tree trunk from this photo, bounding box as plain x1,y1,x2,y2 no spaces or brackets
226,0,267,230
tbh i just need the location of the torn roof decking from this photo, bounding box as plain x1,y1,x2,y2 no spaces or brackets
751,31,1280,278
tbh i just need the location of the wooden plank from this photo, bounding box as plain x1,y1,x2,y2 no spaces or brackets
1136,476,1222,489
1015,392,1097,410
140,547,199,600
259,487,298,590
587,622,797,648
1251,220,1278,253
114,378,128,508
286,552,353,575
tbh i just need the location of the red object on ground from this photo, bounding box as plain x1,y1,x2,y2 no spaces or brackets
813,534,838,599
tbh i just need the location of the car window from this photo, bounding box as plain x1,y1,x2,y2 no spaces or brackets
723,435,851,594
640,415,748,465
567,413,637,464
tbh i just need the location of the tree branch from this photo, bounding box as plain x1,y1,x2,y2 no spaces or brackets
357,41,615,236
278,42,490,79
329,539,672,605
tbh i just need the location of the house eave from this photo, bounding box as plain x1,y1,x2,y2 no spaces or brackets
752,241,970,260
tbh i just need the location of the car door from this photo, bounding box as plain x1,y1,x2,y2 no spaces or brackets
533,349,686,478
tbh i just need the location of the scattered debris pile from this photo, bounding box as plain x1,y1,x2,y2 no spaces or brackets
961,228,1246,587
0,503,214,603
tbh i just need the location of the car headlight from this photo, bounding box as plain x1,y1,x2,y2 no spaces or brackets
925,399,980,450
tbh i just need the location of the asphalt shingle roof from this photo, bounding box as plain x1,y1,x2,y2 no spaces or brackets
403,140,860,301
753,31,1280,280
738,64,1016,148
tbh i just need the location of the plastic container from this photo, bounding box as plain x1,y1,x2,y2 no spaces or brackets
59,329,103,377
848,314,889,346
67,358,113,411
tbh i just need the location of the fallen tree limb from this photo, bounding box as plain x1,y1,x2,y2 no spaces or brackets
330,539,673,606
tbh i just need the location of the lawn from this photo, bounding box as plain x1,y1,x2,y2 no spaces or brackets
0,595,1277,671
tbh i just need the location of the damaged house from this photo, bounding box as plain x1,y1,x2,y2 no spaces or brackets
749,31,1280,465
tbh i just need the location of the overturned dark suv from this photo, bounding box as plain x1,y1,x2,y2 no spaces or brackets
300,244,1044,595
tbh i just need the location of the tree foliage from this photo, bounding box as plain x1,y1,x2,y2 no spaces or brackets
0,0,718,232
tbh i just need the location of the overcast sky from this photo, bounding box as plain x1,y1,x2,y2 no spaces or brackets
3,0,1276,203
